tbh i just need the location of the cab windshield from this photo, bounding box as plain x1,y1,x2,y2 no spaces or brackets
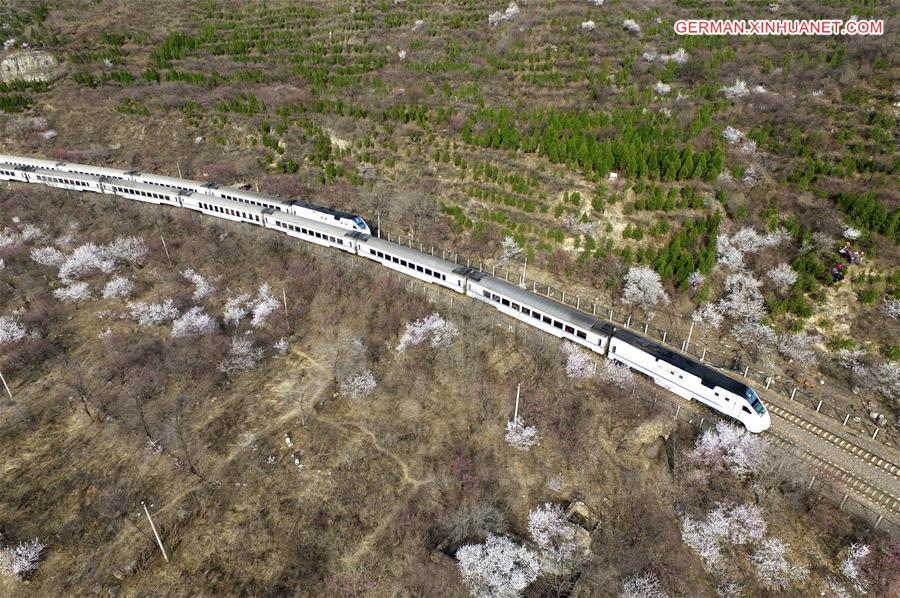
353,216,366,229
745,388,765,415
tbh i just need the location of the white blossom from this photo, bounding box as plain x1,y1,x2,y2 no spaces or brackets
659,48,688,64
654,81,671,95
0,315,27,345
622,19,641,34
488,2,519,27
20,224,45,242
250,283,280,328
561,342,594,378
752,538,808,590
840,543,870,593
53,281,91,303
778,331,818,366
0,259,4,270
721,79,749,99
692,302,723,329
398,50,407,60
217,335,263,375
456,534,539,598
103,236,147,264
58,243,115,283
340,370,377,399
620,571,667,598
680,503,767,570
621,266,669,308
181,268,213,301
171,306,217,337
506,416,539,451
716,234,745,270
740,139,758,156
581,21,595,31
128,299,179,327
0,538,45,579
223,292,251,326
767,263,797,289
842,225,862,241
101,276,134,300
586,0,604,5
3,38,15,51
691,421,764,478
600,360,634,389
528,503,588,566
882,298,900,320
717,272,765,322
742,165,760,187
723,126,744,144
499,236,523,264
687,271,705,292
763,227,791,247
396,312,459,352
30,246,64,266
0,228,19,248
866,361,900,402
273,337,289,355
731,321,777,352
412,19,424,30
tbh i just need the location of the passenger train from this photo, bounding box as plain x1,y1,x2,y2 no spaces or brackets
0,154,770,432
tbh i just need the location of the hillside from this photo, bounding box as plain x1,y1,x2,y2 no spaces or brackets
0,0,899,595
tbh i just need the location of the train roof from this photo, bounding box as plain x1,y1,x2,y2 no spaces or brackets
361,236,462,273
101,176,195,197
475,274,613,335
612,328,750,396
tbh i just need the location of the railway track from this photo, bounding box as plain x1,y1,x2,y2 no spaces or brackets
764,401,900,526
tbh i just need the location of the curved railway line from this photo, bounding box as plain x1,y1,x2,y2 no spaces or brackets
2,155,898,534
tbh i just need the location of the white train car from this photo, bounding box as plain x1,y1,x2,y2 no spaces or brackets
464,270,616,354
607,329,770,432
357,235,463,290
263,208,357,254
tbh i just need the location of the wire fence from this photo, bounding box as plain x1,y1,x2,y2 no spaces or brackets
377,228,896,450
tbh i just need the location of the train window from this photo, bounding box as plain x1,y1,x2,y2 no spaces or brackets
522,307,530,316
542,315,551,324
531,311,541,320
611,345,616,353
576,331,587,339
483,291,490,298
417,265,423,273
565,325,574,334
742,406,751,415
511,303,520,311
553,321,563,330
370,249,376,255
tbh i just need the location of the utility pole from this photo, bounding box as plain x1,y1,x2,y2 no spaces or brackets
513,383,521,422
282,288,288,315
377,213,381,238
0,369,12,400
142,502,169,563
160,236,171,262
520,257,527,288
685,321,695,352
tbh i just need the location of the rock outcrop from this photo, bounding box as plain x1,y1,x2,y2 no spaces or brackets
1,50,61,83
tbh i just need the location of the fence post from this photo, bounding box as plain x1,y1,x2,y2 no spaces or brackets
643,323,648,334
674,405,681,419
662,331,667,343
872,428,879,441
700,348,707,362
839,493,849,510
790,388,797,401
843,414,850,426
743,366,749,378
808,475,816,490
625,316,631,327
816,400,822,412
593,302,596,315
875,514,883,529
765,378,772,389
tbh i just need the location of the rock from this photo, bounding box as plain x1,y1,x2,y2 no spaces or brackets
869,411,879,422
1,50,61,83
